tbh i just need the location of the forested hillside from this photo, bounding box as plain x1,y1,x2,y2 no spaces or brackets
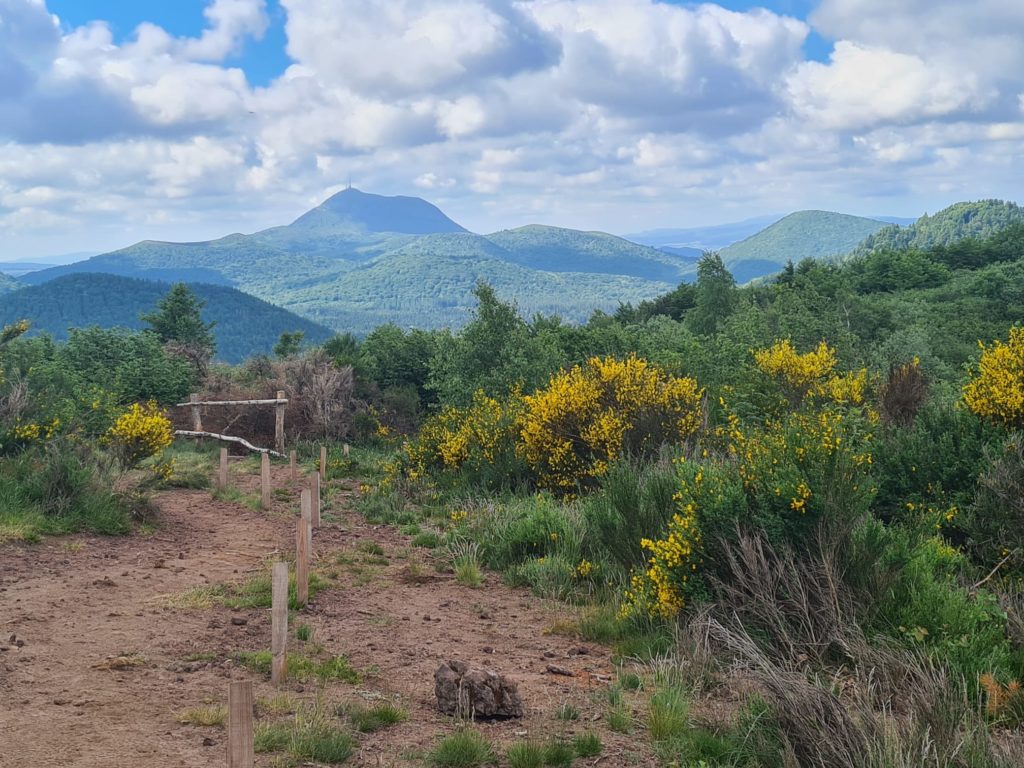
853,199,1024,256
719,210,888,282
0,273,333,362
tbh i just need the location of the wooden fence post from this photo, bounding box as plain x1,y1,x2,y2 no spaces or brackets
271,562,288,685
311,472,321,528
218,447,228,490
319,445,327,480
301,489,313,555
227,680,254,768
343,443,350,458
274,390,286,455
190,393,203,433
261,453,271,509
296,517,309,607
289,450,297,483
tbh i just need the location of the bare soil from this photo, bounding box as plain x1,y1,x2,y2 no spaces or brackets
0,460,654,767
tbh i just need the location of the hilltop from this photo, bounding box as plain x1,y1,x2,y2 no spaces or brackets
718,210,890,282
0,273,333,362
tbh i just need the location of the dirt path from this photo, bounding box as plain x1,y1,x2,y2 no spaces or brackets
0,462,648,767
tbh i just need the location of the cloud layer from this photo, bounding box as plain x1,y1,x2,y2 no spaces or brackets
2,0,1023,256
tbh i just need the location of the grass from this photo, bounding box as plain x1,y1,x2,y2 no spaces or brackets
506,741,544,768
607,703,632,734
542,739,575,767
573,732,602,757
555,702,580,721
235,651,361,683
258,694,298,715
648,687,690,742
254,722,292,753
356,541,386,556
413,531,442,548
451,539,485,588
289,722,355,763
338,700,407,732
211,485,262,511
255,704,356,764
429,728,495,767
181,651,218,662
296,624,312,642
177,704,227,726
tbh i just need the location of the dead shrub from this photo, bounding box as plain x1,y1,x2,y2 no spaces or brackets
879,361,928,428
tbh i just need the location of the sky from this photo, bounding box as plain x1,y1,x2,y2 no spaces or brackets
2,0,1023,259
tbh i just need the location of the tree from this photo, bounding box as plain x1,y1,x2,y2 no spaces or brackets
427,282,562,406
686,252,737,336
141,284,216,373
274,331,305,359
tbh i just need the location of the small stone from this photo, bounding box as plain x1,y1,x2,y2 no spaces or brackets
202,737,216,747
230,617,247,626
422,614,431,621
545,664,574,677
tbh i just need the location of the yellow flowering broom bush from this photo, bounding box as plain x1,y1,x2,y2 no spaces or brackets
623,399,877,619
963,327,1024,430
753,339,869,410
103,401,174,470
404,389,526,488
520,355,704,493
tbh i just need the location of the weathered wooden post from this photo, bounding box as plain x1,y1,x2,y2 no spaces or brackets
343,443,350,458
261,452,271,509
300,488,313,555
289,450,297,483
271,562,288,685
319,445,327,480
296,517,309,607
190,393,203,432
311,472,321,528
274,390,286,455
227,680,254,768
218,447,228,490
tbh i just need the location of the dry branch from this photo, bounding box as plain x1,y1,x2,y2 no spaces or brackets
174,398,288,407
173,430,283,457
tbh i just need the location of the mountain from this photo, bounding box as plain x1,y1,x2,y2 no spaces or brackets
0,274,333,363
24,188,695,333
719,211,890,282
485,225,691,282
0,273,18,295
852,200,1024,256
624,214,781,252
288,187,467,235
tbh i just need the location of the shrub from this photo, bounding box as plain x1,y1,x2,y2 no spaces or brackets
103,401,174,470
520,354,703,493
583,459,678,571
878,358,928,427
752,339,869,410
967,433,1024,570
405,389,526,489
963,326,1024,429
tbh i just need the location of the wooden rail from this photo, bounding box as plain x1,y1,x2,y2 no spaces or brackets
178,390,289,453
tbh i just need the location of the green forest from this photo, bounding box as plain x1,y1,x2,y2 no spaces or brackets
3,218,1024,766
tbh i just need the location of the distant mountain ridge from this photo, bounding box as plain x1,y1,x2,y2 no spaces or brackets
0,274,333,363
24,188,696,332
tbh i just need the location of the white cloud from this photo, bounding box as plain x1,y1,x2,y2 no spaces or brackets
786,42,986,131
1,0,1023,258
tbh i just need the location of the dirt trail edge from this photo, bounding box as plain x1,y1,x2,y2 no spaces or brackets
0,465,648,767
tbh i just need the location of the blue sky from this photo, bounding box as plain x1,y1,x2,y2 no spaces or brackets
2,0,1022,259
